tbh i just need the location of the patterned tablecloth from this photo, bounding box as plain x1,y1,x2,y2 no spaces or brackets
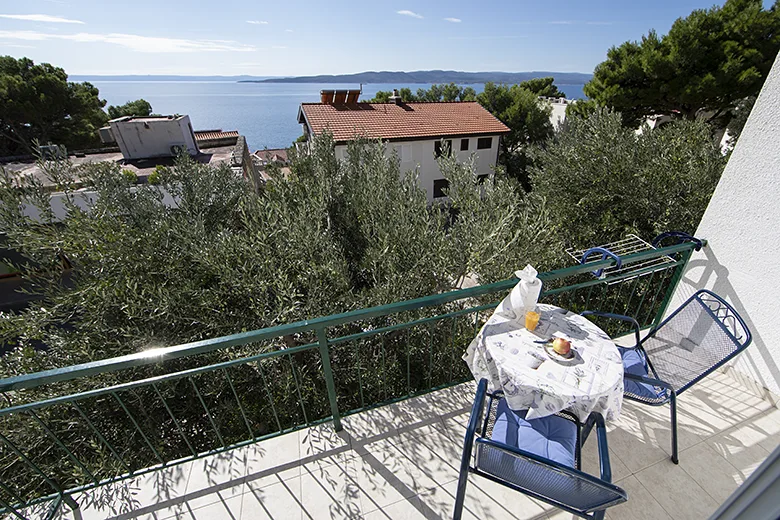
464,303,624,422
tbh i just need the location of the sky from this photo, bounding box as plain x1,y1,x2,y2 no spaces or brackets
0,1,773,76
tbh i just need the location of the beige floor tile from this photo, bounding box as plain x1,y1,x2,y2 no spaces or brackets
753,407,780,453
62,462,194,520
634,459,719,520
439,476,549,520
396,440,461,487
602,412,671,473
340,407,402,447
678,441,744,504
350,442,439,513
705,418,773,484
602,475,672,520
438,413,469,444
185,493,242,520
183,455,247,511
299,460,363,520
394,421,462,458
544,509,580,520
243,475,302,520
242,430,302,480
363,492,466,520
299,422,353,462
579,435,631,482
414,485,480,520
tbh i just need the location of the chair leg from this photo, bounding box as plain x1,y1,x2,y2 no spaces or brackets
670,391,678,464
453,467,469,520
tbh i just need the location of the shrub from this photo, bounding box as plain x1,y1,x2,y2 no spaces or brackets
531,108,726,248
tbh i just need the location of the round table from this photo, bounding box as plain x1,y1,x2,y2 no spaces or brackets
463,304,624,422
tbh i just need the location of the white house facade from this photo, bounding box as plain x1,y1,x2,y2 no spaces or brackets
298,96,508,202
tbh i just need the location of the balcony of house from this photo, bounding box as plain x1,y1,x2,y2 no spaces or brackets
0,240,777,520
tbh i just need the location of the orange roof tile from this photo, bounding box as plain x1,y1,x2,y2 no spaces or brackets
299,102,509,142
194,130,240,141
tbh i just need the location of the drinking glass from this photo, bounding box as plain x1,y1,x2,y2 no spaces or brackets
525,311,540,331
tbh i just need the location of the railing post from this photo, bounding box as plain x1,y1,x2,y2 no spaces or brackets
651,245,695,327
316,328,342,431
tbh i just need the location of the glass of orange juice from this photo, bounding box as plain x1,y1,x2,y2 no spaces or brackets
525,310,540,331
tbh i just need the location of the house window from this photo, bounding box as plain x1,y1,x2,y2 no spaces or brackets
460,139,469,151
477,137,492,150
433,179,450,198
434,140,452,158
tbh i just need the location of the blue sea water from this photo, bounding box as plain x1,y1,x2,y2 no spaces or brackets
87,80,586,151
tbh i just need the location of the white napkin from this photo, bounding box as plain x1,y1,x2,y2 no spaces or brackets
497,264,542,320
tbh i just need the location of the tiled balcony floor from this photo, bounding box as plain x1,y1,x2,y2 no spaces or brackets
42,369,778,520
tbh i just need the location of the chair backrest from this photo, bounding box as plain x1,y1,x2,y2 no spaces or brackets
475,439,627,514
641,289,752,394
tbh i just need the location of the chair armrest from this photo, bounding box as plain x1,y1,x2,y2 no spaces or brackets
591,413,612,482
580,310,641,348
624,372,674,391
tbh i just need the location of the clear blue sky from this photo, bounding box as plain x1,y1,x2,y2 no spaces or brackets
0,1,774,76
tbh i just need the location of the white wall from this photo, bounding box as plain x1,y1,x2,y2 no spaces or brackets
669,52,780,403
110,116,199,160
335,135,500,202
548,102,568,128
20,188,179,222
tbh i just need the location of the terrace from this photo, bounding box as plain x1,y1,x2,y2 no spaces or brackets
1,241,777,520
57,373,779,520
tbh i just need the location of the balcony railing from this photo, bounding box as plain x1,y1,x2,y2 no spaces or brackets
0,240,699,519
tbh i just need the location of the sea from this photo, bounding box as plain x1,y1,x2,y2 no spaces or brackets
83,80,586,151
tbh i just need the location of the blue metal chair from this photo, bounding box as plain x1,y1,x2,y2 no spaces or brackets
453,379,627,520
582,289,752,464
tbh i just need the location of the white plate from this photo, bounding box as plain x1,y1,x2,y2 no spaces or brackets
544,343,578,364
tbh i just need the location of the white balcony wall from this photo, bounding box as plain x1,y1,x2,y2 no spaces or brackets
670,51,780,403
335,135,500,202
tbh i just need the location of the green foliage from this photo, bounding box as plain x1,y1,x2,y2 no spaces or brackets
121,168,138,184
370,90,392,102
585,0,780,126
147,165,168,185
565,99,600,120
531,108,726,248
0,56,108,155
106,98,153,119
476,82,554,188
0,133,556,371
517,77,566,98
368,83,480,103
725,96,756,148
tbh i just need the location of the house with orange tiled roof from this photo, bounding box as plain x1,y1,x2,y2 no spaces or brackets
297,89,509,202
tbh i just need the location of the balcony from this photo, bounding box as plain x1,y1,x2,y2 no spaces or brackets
0,241,777,519
51,374,778,520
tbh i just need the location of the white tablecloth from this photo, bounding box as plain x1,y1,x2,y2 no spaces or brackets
464,303,624,422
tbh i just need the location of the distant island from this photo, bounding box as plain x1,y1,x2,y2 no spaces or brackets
241,70,592,85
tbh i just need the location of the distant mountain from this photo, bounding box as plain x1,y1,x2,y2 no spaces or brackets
71,75,276,82
243,70,592,85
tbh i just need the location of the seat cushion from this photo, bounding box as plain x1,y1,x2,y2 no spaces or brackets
490,399,576,468
619,347,667,400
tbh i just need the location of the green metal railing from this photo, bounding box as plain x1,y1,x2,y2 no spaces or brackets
0,240,699,519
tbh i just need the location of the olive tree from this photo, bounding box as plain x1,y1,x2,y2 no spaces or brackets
531,109,726,249
0,134,556,374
